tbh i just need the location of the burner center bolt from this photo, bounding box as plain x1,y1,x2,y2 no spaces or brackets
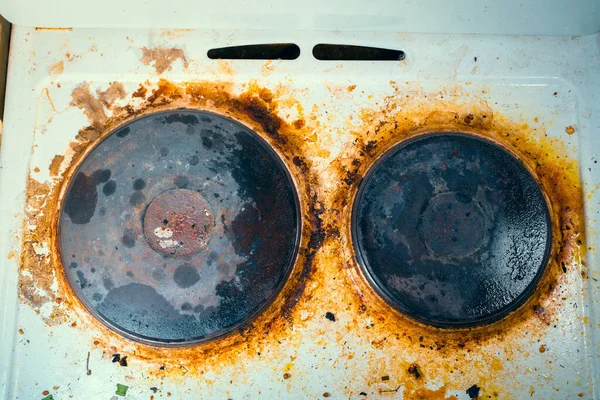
143,189,214,258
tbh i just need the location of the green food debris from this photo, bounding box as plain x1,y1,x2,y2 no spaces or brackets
41,395,54,400
116,383,129,396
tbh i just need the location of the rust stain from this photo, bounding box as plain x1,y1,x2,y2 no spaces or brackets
49,155,64,177
132,84,147,98
18,79,585,398
48,61,64,77
261,60,275,76
160,29,193,38
140,47,189,74
566,125,576,135
35,27,73,31
42,88,56,112
217,60,234,76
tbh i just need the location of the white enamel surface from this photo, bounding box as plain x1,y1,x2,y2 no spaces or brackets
1,0,600,36
0,27,599,399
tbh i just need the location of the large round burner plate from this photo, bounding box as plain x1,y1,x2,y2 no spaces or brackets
352,133,552,328
59,110,300,345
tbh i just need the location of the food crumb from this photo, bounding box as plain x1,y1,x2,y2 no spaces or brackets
466,384,480,399
325,312,336,322
566,125,576,135
283,373,291,379
43,390,50,395
119,356,128,367
115,383,128,397
381,375,390,381
539,344,547,353
323,392,330,398
408,362,421,379
347,85,357,92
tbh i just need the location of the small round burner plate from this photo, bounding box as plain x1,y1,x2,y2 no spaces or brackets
59,110,300,345
352,133,552,328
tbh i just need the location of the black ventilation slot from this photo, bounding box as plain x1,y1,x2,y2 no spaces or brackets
312,44,405,61
207,43,300,60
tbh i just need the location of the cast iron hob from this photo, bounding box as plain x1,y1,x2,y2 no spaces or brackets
352,133,552,328
59,110,300,344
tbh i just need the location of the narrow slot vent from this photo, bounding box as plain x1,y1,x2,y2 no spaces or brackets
207,43,300,60
312,44,405,61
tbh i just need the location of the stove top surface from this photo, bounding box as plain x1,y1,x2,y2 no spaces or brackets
1,26,600,400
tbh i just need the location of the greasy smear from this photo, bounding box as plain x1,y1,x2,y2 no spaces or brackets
97,82,126,107
19,78,585,399
70,82,126,141
140,47,189,74
49,61,64,77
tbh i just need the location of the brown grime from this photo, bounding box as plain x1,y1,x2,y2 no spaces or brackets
18,79,585,397
140,47,189,74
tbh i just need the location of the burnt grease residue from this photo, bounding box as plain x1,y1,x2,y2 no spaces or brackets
19,79,585,398
64,169,112,224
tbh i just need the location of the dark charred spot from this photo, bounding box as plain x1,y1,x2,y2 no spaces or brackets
173,264,200,288
201,136,213,149
364,140,378,153
293,119,305,129
103,180,117,196
292,156,306,168
325,312,336,322
129,192,146,206
163,113,199,125
92,169,112,183
69,262,78,269
64,172,99,224
466,384,481,398
111,354,120,363
188,155,199,165
174,175,190,188
116,127,130,138
463,114,475,124
381,375,390,381
344,168,359,186
133,178,146,191
103,276,114,290
119,356,128,367
121,228,137,249
181,302,192,311
408,363,421,379
76,270,88,289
